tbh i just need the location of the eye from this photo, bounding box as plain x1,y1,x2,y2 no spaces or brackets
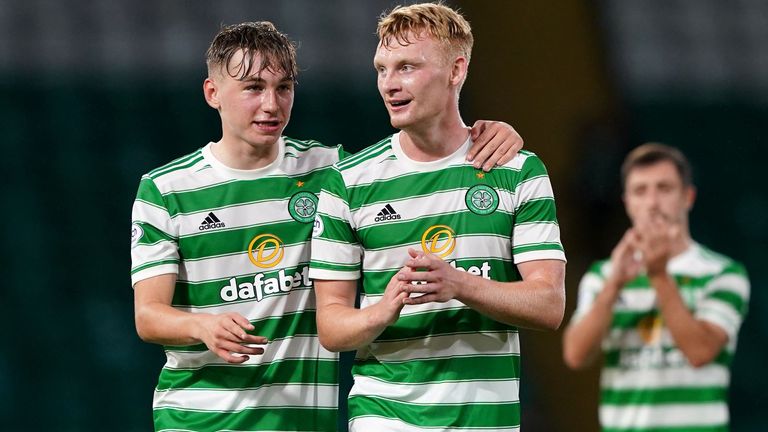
401,64,414,72
278,83,293,92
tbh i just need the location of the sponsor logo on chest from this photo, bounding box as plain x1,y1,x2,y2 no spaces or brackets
219,233,311,302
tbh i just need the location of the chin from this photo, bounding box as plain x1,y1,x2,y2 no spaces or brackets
388,116,413,131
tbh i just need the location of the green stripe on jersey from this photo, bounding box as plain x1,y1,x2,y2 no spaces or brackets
157,358,338,390
354,354,520,382
349,397,520,429
178,221,311,260
379,309,516,341
602,426,727,432
163,169,330,216
154,406,337,432
602,386,726,406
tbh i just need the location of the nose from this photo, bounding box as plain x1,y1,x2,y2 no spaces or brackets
262,89,278,113
379,70,400,95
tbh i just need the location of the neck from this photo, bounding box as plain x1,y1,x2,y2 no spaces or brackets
212,137,280,170
399,111,468,162
670,228,693,257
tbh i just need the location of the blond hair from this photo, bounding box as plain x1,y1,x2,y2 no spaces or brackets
377,2,473,64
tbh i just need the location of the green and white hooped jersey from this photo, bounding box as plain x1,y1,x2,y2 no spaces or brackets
572,243,750,432
131,137,344,432
310,132,566,431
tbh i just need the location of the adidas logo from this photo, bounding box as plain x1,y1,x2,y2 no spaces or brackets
199,212,226,231
374,204,402,222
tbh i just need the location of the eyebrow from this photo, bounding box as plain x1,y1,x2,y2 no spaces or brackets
238,76,293,84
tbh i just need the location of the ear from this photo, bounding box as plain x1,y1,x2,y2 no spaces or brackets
684,185,696,211
449,56,468,87
203,77,220,110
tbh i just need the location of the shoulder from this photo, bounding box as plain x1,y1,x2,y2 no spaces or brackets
693,243,748,277
335,135,394,173
283,136,344,168
141,147,208,192
145,148,206,180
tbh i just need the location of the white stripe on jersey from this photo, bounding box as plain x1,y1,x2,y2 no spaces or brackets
179,242,310,282
133,200,177,237
513,176,554,211
600,403,728,429
513,222,561,249
350,375,519,404
154,383,338,411
349,416,520,432
601,363,729,389
164,335,335,370
363,235,512,272
177,286,314,316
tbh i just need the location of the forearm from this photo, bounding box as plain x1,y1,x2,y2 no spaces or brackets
562,283,619,369
317,301,391,352
651,273,726,366
135,301,206,346
458,275,564,330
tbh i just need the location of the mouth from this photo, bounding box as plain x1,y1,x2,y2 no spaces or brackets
388,99,411,111
253,120,282,132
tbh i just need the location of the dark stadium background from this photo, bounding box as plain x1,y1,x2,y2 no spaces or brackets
1,1,765,430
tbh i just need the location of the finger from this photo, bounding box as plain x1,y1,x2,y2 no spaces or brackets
407,247,423,259
403,281,437,293
235,344,266,355
478,129,516,170
214,348,249,364
403,293,438,305
468,121,485,145
467,125,498,163
495,146,520,168
399,270,438,284
406,257,436,270
230,314,255,331
241,334,269,344
471,133,502,170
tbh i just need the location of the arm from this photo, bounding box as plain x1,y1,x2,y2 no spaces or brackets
650,273,728,367
398,249,565,330
134,273,267,363
562,277,621,370
637,215,729,367
314,273,408,352
562,229,643,369
466,120,524,171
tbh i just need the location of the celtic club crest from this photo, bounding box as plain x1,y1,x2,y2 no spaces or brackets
288,191,319,223
465,184,499,215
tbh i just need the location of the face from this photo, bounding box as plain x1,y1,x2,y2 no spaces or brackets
373,32,465,131
204,49,294,149
623,160,695,227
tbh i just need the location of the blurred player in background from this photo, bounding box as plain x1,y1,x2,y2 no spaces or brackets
130,20,526,431
310,3,566,431
563,143,750,431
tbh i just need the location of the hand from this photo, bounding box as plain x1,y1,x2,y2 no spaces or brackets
635,212,681,277
196,312,268,364
370,269,409,327
397,248,467,305
607,229,643,289
467,120,523,172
